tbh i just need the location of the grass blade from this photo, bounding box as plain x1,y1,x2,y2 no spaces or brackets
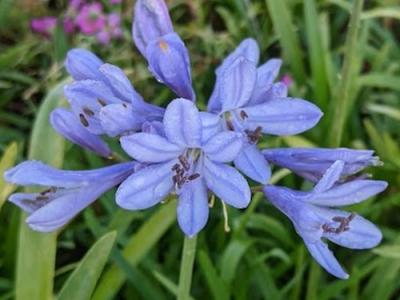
328,0,365,147
264,0,306,83
0,142,17,209
58,231,117,300
92,200,177,300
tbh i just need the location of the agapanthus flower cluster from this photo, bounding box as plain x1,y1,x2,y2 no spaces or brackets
31,0,123,45
9,0,388,279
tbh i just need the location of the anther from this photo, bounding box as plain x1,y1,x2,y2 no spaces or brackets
171,164,180,171
97,99,106,106
322,213,356,234
79,114,89,127
188,173,200,181
36,195,49,201
122,103,128,108
83,107,95,117
240,110,248,120
178,155,190,171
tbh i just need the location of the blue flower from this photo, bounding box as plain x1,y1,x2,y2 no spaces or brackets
263,147,381,182
116,98,250,237
4,161,137,232
53,48,164,157
205,39,323,184
264,160,388,279
132,0,195,101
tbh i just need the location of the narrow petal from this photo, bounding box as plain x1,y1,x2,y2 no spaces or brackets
305,240,349,279
163,98,202,148
203,158,250,208
243,98,323,135
262,147,380,182
308,180,388,206
133,0,174,56
64,80,121,134
146,33,195,100
248,59,282,105
98,63,142,104
215,38,259,76
65,48,103,81
177,177,209,237
200,112,222,143
203,131,243,162
220,57,256,112
313,161,344,193
50,108,111,157
317,208,382,249
116,161,174,210
120,133,183,163
99,103,143,137
234,144,271,184
4,160,135,188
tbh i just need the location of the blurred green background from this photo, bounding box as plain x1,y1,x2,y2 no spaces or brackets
0,0,399,299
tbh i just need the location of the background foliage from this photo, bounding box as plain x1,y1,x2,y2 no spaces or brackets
0,0,399,299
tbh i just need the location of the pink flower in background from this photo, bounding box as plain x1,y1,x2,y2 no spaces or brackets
31,17,57,38
282,74,293,87
96,13,123,44
75,2,106,35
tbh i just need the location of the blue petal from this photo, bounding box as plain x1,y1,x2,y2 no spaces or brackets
99,103,144,137
317,207,382,249
163,98,202,148
203,131,243,162
313,161,344,193
4,161,135,188
305,240,349,279
133,0,174,56
243,98,323,135
50,108,111,157
8,162,135,232
177,176,209,237
200,112,222,143
65,48,104,81
220,57,257,112
116,161,174,210
64,80,121,134
142,120,165,136
146,33,194,100
215,38,259,76
262,147,380,182
308,180,388,206
98,63,143,104
234,144,271,184
203,158,250,208
120,132,183,163
248,59,282,106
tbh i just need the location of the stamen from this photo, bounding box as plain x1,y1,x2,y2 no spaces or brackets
159,40,169,52
83,107,95,117
245,126,263,144
188,173,200,181
240,110,248,120
122,103,128,108
322,213,356,234
178,155,190,171
209,194,215,208
79,113,89,127
36,195,49,201
98,99,107,106
222,201,231,232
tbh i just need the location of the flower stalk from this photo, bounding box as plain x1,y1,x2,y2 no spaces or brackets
177,235,197,300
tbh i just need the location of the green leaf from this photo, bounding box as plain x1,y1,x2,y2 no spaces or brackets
264,0,305,83
0,142,18,209
198,250,230,300
58,231,117,300
92,200,177,300
372,245,400,259
16,81,67,300
220,239,253,285
304,0,329,109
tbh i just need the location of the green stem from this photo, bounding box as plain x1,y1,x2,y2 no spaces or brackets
177,235,197,300
328,0,364,147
